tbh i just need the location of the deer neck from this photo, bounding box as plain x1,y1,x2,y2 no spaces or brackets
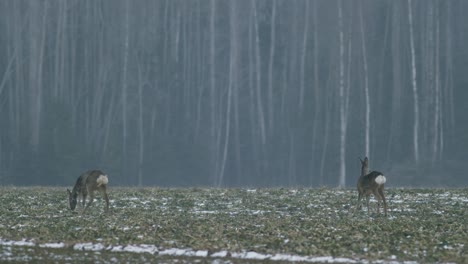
72,175,87,194
361,167,369,177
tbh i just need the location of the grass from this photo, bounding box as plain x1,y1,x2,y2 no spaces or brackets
0,187,467,263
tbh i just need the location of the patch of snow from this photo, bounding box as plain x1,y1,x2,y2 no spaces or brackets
39,242,65,248
123,244,158,254
0,238,419,263
0,239,35,247
194,210,217,214
443,245,454,250
73,242,105,251
159,248,190,256
232,251,272,260
450,197,468,203
211,251,228,257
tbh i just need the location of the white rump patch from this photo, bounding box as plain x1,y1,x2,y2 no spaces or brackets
97,175,109,186
375,175,386,185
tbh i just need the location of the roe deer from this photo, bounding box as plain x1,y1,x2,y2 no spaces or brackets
67,170,109,213
357,157,387,216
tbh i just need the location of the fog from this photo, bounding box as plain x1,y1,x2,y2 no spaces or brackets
0,0,467,187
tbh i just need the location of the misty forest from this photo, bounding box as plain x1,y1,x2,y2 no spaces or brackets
0,0,467,187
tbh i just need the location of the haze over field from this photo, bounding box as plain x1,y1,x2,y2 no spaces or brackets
0,187,467,263
0,0,467,187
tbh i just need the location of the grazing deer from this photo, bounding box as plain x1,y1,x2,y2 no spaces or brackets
67,170,109,213
357,157,387,216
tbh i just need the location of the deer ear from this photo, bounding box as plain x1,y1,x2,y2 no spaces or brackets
67,189,71,194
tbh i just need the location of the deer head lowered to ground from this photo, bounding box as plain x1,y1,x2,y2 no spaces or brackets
67,170,109,213
356,157,387,216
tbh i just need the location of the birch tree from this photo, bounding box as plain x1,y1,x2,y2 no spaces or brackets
407,0,420,163
217,1,238,187
338,0,347,187
28,1,48,151
267,0,277,131
122,0,130,178
359,3,370,158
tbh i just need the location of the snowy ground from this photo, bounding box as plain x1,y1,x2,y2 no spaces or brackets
0,187,466,263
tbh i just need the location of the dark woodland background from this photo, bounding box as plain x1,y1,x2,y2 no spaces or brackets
0,0,467,187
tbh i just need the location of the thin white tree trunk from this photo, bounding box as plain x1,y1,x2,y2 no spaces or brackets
432,6,441,162
267,0,276,130
218,1,237,187
338,0,346,188
137,66,144,187
252,1,266,145
122,0,130,178
299,1,309,112
29,1,47,150
408,0,420,163
360,4,370,158
209,0,218,185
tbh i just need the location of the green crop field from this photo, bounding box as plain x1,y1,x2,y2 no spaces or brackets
0,187,466,263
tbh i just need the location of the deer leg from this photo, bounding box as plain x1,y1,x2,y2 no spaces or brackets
379,187,387,216
373,189,382,214
357,192,362,211
100,186,109,212
366,194,371,215
83,192,94,214
82,193,87,207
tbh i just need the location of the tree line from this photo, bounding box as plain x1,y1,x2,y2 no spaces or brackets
0,0,467,187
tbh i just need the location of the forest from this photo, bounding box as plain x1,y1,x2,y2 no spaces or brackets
0,0,467,187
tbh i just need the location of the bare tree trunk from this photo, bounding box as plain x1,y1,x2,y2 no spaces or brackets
386,1,403,161
359,3,370,158
267,0,276,130
0,49,15,99
432,4,441,162
53,1,66,99
338,0,347,187
288,133,296,186
248,8,261,182
319,69,333,186
219,4,236,186
122,0,130,181
209,0,219,185
299,1,309,113
408,0,420,163
442,1,454,157
29,1,48,151
252,0,266,145
137,64,145,187
310,1,320,185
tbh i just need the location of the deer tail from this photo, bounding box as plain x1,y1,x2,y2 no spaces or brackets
97,175,109,186
375,174,386,185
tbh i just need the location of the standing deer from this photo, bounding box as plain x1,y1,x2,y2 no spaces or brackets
67,170,109,213
356,157,387,216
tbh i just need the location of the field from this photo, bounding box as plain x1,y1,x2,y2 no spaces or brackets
0,187,467,263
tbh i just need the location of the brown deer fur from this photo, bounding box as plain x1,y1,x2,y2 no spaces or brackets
357,157,387,216
67,170,109,213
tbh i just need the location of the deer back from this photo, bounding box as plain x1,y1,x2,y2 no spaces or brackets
360,171,386,194
84,170,109,191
